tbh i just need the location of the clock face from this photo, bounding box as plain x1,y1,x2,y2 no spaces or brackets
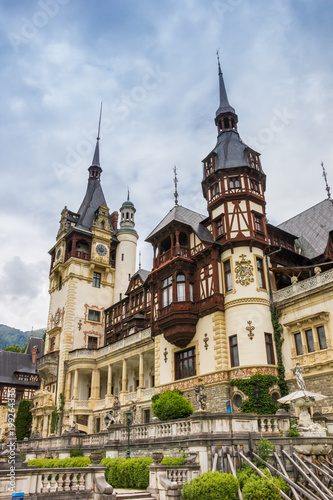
96,244,107,256
55,312,60,324
56,248,62,260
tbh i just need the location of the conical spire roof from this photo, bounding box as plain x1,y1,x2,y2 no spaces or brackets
91,139,100,167
215,58,236,117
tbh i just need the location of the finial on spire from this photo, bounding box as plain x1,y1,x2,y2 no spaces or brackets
216,48,222,74
322,162,333,204
127,186,130,201
139,251,142,270
97,101,103,141
173,166,178,206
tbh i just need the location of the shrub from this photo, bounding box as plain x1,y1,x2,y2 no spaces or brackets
256,438,275,462
237,465,289,497
70,447,83,457
242,475,281,500
161,456,186,466
152,390,193,420
182,471,239,500
101,457,153,489
27,457,91,468
287,419,301,437
15,400,32,441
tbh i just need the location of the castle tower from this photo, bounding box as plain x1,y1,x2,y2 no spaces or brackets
202,57,275,375
38,130,116,411
113,191,138,302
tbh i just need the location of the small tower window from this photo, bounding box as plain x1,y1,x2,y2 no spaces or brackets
223,260,232,292
101,220,105,229
176,274,186,302
93,272,101,288
223,117,229,129
162,276,173,307
121,254,124,261
229,335,239,367
59,276,62,290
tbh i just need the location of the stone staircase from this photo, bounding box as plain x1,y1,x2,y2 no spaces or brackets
115,489,155,500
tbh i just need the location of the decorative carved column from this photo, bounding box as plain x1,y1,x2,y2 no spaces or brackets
175,230,180,255
122,359,127,393
107,364,113,395
73,369,79,399
139,353,144,388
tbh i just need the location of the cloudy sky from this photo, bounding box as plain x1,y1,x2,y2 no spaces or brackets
0,0,332,331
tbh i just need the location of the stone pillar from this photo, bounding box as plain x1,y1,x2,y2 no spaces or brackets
95,369,100,399
122,359,127,393
139,353,144,388
73,369,79,399
107,364,113,395
65,371,71,400
88,414,94,434
42,414,49,438
89,370,94,399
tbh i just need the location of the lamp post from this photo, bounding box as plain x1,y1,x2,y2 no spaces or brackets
126,409,133,459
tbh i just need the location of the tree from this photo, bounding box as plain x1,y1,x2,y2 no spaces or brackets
4,345,24,353
15,399,32,441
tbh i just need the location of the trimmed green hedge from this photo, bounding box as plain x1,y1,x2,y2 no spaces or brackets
237,465,289,499
152,390,194,420
161,457,186,466
27,457,91,468
101,457,153,489
182,471,239,500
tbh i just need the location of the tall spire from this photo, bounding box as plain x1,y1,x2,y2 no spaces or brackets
216,50,235,117
91,102,102,168
322,161,333,205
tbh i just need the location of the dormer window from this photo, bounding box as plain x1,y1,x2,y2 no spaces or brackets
205,157,215,176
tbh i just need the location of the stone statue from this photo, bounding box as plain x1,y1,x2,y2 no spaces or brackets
105,396,122,428
194,383,207,411
130,401,137,424
293,362,306,391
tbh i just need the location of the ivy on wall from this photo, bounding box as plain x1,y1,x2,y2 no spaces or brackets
230,374,278,414
271,306,289,397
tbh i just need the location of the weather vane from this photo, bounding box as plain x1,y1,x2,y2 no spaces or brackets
321,162,333,205
97,101,103,141
173,166,178,206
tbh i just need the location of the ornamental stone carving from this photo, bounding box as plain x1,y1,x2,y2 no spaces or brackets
234,254,254,286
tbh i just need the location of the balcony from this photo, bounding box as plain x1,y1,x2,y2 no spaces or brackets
273,268,333,304
36,351,59,385
156,246,189,267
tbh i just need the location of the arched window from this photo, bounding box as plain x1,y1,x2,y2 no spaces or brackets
177,274,186,301
101,220,105,230
162,276,172,307
223,117,229,129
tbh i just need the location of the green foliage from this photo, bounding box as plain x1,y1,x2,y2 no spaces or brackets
237,464,289,498
4,344,24,352
0,324,45,350
101,457,153,489
151,388,183,404
161,456,186,466
271,307,289,397
70,447,83,457
50,408,59,434
242,475,281,500
152,390,193,420
15,399,32,441
230,374,278,414
287,419,301,437
58,392,64,411
256,438,275,462
27,457,91,468
182,471,239,500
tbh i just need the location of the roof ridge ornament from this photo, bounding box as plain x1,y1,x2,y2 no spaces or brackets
173,165,179,206
321,161,333,205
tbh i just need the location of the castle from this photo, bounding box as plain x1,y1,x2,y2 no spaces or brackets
31,61,333,437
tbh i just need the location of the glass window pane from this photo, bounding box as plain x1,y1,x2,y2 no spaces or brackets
294,333,303,355
305,329,315,352
317,326,327,349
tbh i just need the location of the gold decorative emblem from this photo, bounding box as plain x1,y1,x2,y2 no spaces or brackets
235,254,254,286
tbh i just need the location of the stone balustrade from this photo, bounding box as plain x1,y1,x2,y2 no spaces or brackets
0,465,115,499
273,268,333,303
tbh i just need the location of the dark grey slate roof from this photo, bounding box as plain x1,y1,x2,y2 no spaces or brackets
25,337,44,359
0,351,40,386
131,269,150,283
206,131,263,173
77,179,107,230
146,205,213,243
216,68,236,116
277,199,333,259
91,140,100,167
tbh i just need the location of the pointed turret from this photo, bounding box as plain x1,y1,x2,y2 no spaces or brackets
215,52,238,134
77,105,107,229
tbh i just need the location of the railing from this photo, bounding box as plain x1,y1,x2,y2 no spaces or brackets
0,465,114,498
273,268,333,303
69,328,152,360
36,350,59,367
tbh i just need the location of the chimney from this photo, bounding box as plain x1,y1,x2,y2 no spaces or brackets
111,211,119,230
31,345,39,364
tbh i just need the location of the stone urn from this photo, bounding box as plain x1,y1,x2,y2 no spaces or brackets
89,450,104,465
152,452,164,464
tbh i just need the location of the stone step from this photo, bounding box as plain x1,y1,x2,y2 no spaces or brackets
115,489,154,500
